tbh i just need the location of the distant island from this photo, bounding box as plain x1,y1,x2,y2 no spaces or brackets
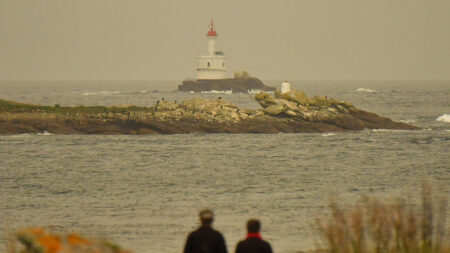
178,71,276,93
0,88,418,135
179,20,276,93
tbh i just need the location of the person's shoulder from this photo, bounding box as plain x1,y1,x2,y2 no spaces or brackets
211,228,225,236
188,229,200,238
262,239,271,245
235,239,246,249
261,239,272,250
236,239,246,245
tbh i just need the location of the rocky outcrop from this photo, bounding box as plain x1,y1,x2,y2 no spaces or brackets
178,75,275,93
0,90,418,135
255,91,417,131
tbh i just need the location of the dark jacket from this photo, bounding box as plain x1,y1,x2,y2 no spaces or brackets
184,225,228,253
235,237,272,253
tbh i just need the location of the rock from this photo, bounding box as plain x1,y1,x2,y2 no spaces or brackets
277,99,300,111
249,110,265,117
155,100,179,111
178,76,276,93
277,90,309,106
308,95,332,108
263,104,287,115
181,98,237,113
329,98,353,108
233,70,251,79
256,92,303,117
316,109,335,122
254,93,279,108
254,89,404,132
285,110,299,117
0,93,419,135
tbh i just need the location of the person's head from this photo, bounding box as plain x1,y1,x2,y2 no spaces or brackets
199,209,214,226
247,219,261,233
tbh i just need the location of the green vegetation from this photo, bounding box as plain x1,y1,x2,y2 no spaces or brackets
316,183,449,253
0,99,150,114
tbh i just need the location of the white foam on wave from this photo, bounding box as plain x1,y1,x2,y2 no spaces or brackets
8,133,32,138
37,131,54,136
356,88,376,93
82,91,121,96
201,90,233,94
246,89,274,94
321,133,336,137
370,129,409,133
247,89,263,94
436,114,450,123
399,119,416,124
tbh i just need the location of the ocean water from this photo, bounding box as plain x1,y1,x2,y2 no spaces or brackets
0,80,449,253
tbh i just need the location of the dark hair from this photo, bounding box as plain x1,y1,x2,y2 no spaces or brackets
247,219,261,233
199,209,214,226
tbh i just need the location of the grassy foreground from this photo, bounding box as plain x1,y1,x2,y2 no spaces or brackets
315,183,449,253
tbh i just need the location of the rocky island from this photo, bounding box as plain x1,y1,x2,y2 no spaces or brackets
0,89,418,135
178,71,276,93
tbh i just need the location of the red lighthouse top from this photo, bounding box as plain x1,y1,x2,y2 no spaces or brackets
207,19,217,36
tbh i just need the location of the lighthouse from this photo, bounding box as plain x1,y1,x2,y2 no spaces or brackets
196,20,227,80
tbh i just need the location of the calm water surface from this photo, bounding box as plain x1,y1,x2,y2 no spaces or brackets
0,80,449,252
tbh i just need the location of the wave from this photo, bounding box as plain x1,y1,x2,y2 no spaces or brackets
399,119,416,124
7,131,54,137
321,133,336,137
356,88,376,93
7,133,32,138
247,89,263,94
370,129,409,133
201,90,233,94
37,131,54,136
82,91,122,96
436,114,450,123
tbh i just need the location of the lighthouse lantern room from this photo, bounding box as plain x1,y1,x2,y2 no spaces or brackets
196,20,227,80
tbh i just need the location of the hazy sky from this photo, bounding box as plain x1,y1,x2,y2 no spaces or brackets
0,0,449,81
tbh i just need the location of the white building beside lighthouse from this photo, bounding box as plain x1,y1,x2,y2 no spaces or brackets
196,20,227,80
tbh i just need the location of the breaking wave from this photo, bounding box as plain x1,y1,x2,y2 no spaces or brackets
7,131,54,137
37,131,54,136
247,89,263,94
201,90,233,94
356,88,376,93
370,129,408,133
436,114,450,123
7,133,32,138
82,91,122,96
399,119,416,124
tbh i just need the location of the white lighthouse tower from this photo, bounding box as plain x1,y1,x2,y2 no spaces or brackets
196,20,227,80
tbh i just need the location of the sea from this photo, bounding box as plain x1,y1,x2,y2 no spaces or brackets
0,80,449,253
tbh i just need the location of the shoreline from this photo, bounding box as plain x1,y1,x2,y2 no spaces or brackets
0,90,419,135
0,111,418,135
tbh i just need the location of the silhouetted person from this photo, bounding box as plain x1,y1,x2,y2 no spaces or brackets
184,209,228,253
235,219,272,253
